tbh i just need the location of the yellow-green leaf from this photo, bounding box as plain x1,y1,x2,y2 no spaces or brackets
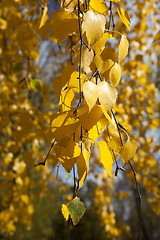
117,7,130,31
120,138,138,163
82,10,105,45
118,35,129,63
30,79,41,91
67,197,86,225
97,141,113,176
13,62,22,74
109,62,122,87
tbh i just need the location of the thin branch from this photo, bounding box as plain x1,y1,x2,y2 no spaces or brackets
97,68,103,82
34,140,55,167
108,1,115,32
85,0,88,10
78,0,83,104
129,160,141,240
111,109,141,240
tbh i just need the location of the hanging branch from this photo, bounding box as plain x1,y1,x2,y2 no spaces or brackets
19,57,31,88
78,0,83,104
111,109,141,240
34,140,55,167
108,1,115,32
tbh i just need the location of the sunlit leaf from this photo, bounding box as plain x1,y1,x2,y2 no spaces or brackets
92,32,109,54
117,7,130,31
120,138,138,163
82,10,105,45
83,81,98,111
109,62,122,87
118,35,129,63
61,204,69,221
89,0,108,15
77,148,90,189
97,141,113,176
98,81,118,111
51,110,79,141
39,7,48,29
59,88,75,111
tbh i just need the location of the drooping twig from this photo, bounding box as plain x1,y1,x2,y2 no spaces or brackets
78,0,83,104
108,1,115,32
34,140,55,167
111,109,141,240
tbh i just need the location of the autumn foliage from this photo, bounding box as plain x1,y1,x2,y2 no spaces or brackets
0,0,160,239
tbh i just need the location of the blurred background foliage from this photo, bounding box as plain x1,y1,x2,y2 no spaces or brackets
0,0,160,239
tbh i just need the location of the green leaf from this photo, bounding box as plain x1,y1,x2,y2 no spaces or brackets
13,62,22,74
30,79,41,91
67,197,86,225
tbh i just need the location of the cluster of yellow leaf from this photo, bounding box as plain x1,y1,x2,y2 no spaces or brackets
48,0,137,195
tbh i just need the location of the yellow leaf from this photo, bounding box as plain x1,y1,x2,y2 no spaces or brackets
95,47,116,74
120,138,138,163
0,18,7,30
51,10,78,45
89,0,108,15
97,141,113,176
21,195,29,205
79,105,103,131
82,48,94,74
61,204,69,221
52,64,75,99
92,32,109,54
109,62,122,87
98,81,118,111
108,136,122,150
88,124,100,142
118,35,129,63
59,88,75,111
50,110,79,141
153,30,160,43
55,140,80,172
39,7,48,29
82,10,105,45
83,81,98,111
77,148,90,189
30,50,39,61
68,71,86,93
117,7,130,31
